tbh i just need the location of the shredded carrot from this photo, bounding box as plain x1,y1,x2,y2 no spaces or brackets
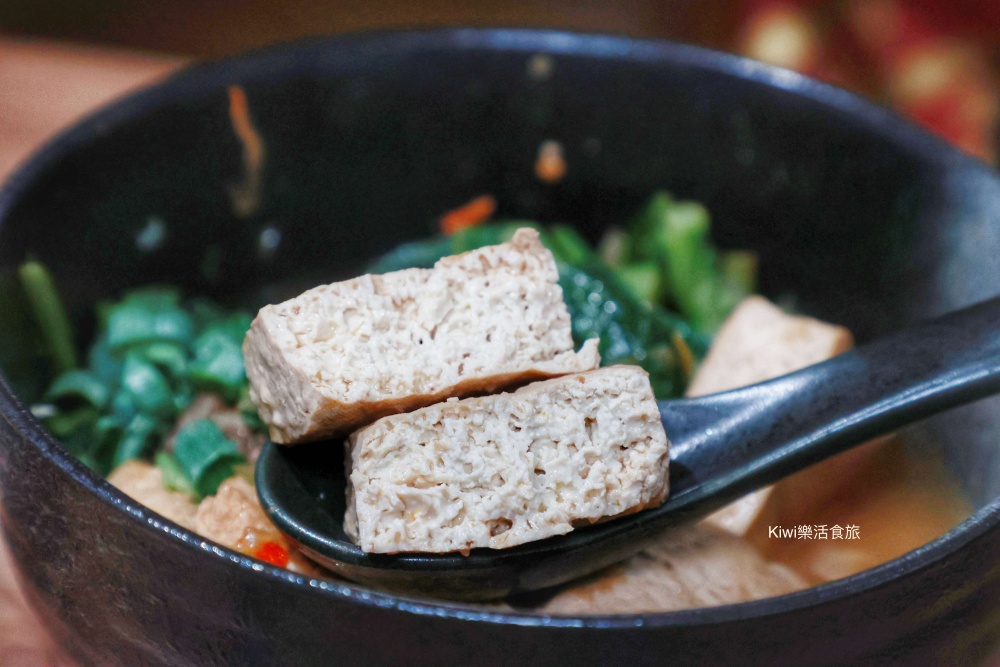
227,85,266,217
535,139,567,183
673,331,696,380
439,194,497,235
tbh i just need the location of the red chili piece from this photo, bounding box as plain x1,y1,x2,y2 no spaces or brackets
255,541,290,568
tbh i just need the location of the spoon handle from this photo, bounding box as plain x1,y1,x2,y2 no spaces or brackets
657,295,1000,520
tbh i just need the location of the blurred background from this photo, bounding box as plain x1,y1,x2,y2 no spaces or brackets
1,0,998,162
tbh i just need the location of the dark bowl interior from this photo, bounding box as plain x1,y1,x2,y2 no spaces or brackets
0,29,998,666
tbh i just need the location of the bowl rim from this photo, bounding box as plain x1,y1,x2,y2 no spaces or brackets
0,26,998,630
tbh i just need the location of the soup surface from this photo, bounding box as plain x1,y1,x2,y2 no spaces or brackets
748,438,972,587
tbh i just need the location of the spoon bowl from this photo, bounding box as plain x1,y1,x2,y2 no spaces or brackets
257,294,1000,600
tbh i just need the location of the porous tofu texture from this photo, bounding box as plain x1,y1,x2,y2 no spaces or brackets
538,523,808,614
244,228,600,444
685,295,853,398
345,366,669,554
687,295,856,535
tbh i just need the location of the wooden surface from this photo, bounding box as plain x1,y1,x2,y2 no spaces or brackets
0,1,705,59
0,38,182,666
0,39,181,179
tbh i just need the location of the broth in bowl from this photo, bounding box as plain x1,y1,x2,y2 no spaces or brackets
16,192,972,611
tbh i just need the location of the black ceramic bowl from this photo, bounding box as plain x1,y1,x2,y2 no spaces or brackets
0,29,998,666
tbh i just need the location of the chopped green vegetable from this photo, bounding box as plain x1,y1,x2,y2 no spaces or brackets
106,288,194,351
132,340,189,380
155,451,199,498
188,298,229,331
110,387,139,424
120,353,176,420
0,272,52,401
189,319,249,402
44,406,99,438
172,419,245,498
172,383,196,414
657,200,744,332
44,370,110,410
21,265,258,482
237,384,266,433
88,334,123,387
18,260,77,373
112,413,160,468
90,415,124,476
205,313,252,343
628,192,673,265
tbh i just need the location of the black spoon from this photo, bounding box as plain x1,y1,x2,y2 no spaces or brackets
256,295,1000,601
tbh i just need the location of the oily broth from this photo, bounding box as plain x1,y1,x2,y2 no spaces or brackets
745,437,973,586
520,436,973,614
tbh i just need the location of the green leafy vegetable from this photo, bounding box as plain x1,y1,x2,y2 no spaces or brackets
556,257,706,397
610,261,660,304
0,272,50,401
155,451,199,498
543,225,592,266
188,298,229,331
629,193,752,333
